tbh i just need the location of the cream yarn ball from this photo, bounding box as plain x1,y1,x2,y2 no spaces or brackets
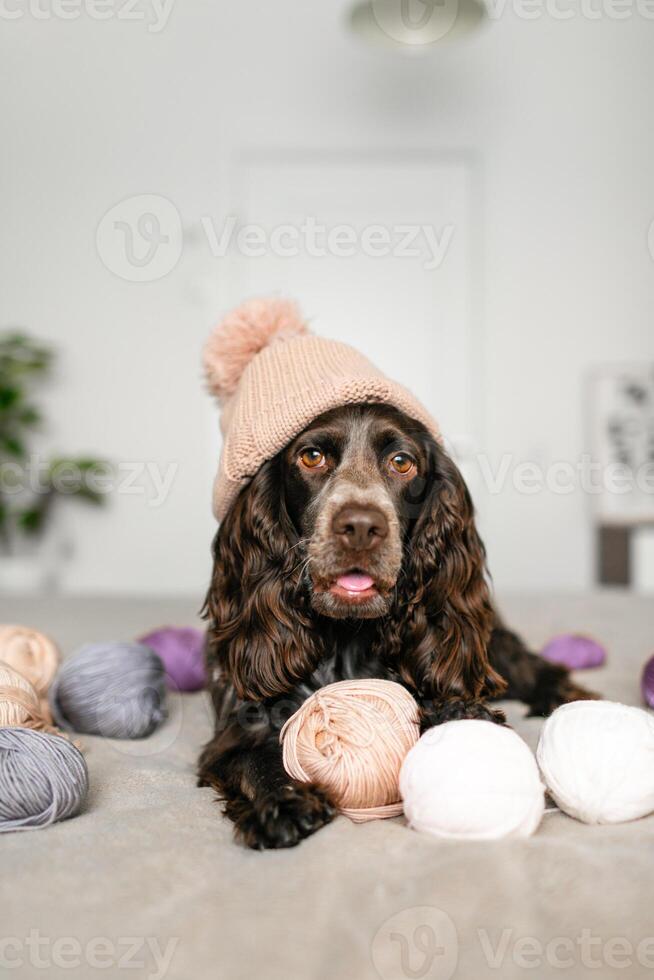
400,720,545,840
537,700,654,825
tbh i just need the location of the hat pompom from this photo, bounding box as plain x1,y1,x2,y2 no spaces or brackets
203,297,309,401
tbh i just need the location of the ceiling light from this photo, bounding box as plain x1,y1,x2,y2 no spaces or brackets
349,0,487,50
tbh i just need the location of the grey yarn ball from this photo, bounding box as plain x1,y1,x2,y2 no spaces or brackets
0,727,89,833
49,642,167,739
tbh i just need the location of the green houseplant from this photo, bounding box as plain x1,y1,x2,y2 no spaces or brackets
0,331,108,589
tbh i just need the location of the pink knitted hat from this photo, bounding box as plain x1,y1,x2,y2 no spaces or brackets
204,297,441,521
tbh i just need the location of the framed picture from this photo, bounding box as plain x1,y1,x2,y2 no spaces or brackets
589,364,654,525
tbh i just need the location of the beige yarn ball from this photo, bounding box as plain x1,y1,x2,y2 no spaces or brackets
280,679,420,822
0,660,52,730
0,625,60,698
0,625,60,725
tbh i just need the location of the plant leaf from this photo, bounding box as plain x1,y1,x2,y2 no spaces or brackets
17,505,47,535
1,435,26,459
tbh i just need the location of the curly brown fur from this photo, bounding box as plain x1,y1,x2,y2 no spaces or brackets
202,459,325,701
375,446,506,702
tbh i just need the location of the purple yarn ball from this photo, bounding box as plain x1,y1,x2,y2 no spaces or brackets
540,634,607,670
138,627,206,692
642,655,654,709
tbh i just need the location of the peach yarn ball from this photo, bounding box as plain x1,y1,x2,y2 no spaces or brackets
0,661,56,731
0,625,60,698
280,679,420,822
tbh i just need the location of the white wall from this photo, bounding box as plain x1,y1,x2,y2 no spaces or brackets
1,1,653,596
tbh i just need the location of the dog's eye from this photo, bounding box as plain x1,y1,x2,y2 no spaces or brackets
300,448,325,469
389,452,415,475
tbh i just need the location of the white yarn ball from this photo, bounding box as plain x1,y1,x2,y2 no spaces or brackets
537,700,654,825
399,720,545,840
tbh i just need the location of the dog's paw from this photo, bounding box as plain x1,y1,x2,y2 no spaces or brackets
526,665,600,717
229,784,336,850
420,697,506,730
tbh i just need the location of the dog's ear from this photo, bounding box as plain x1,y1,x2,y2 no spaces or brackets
385,443,506,703
203,458,323,701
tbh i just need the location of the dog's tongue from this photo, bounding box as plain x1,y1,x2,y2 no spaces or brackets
336,573,375,593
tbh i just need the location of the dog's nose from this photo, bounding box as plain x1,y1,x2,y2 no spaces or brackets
332,506,389,551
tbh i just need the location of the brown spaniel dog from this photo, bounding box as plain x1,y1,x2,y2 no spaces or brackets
199,403,591,849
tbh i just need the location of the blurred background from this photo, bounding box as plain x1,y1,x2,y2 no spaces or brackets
1,0,653,600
